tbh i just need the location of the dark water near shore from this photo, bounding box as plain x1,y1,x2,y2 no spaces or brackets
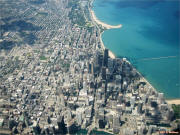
93,0,180,98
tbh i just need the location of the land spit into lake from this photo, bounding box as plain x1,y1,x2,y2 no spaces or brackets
90,10,122,29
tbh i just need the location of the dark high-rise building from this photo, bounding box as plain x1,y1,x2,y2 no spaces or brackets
101,67,106,80
67,123,79,134
88,63,92,74
98,119,106,129
137,102,143,114
93,52,103,76
108,58,114,72
103,49,108,67
95,51,103,67
57,116,67,134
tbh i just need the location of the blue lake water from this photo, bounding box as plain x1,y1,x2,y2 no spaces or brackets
93,0,180,98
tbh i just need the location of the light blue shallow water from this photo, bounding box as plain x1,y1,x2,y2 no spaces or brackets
93,0,180,98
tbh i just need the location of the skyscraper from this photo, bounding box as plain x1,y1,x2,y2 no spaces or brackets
137,102,143,114
113,114,120,134
101,67,106,80
103,49,108,67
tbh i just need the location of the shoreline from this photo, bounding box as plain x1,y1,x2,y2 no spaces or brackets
90,10,122,29
100,32,116,59
124,57,180,105
89,0,180,103
166,99,180,105
89,0,117,59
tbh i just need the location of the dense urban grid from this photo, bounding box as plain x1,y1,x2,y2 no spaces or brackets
0,0,179,134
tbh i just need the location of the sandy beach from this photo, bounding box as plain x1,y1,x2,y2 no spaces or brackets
108,50,116,59
90,10,122,29
166,99,180,105
90,7,117,59
89,2,118,59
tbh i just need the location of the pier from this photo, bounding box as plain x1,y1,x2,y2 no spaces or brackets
138,56,178,61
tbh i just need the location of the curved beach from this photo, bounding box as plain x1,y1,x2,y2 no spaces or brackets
90,10,122,29
89,9,119,59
